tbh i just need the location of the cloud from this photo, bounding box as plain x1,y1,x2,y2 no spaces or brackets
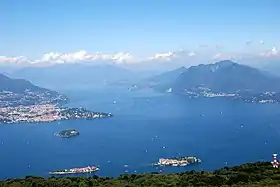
212,53,238,61
147,50,198,63
34,50,134,64
149,52,175,60
212,53,221,59
188,52,196,57
259,40,264,45
1,47,279,67
0,51,135,67
0,55,29,64
260,47,279,57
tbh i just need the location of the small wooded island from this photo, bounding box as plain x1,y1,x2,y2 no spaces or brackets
55,129,79,138
0,162,279,187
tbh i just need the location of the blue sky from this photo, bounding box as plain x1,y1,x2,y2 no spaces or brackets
1,0,280,62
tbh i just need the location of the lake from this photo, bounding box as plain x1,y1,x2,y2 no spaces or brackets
1,87,280,179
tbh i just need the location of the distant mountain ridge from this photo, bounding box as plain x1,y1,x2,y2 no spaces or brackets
138,60,280,103
9,63,148,90
149,66,187,85
172,60,280,93
129,66,188,91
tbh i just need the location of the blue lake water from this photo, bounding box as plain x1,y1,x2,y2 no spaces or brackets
1,87,280,179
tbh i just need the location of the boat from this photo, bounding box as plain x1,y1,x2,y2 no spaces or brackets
49,166,99,175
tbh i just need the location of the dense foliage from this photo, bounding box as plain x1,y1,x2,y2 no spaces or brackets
1,162,280,186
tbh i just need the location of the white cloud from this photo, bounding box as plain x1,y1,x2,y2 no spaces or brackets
0,55,29,64
260,47,279,57
212,53,238,61
272,47,278,54
212,53,221,59
1,47,280,67
188,52,196,57
149,52,175,60
35,50,134,64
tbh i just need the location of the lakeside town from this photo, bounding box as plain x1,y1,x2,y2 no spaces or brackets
183,88,280,104
0,104,112,124
0,90,68,108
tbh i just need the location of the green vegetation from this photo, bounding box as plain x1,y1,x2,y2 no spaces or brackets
56,129,79,138
60,107,113,120
1,162,280,186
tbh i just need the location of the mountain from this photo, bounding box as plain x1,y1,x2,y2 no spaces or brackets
172,60,280,93
10,63,146,90
149,66,187,85
261,61,280,76
125,66,187,92
0,73,66,107
0,73,50,94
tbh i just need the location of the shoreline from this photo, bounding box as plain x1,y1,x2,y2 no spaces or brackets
0,161,276,187
0,104,113,124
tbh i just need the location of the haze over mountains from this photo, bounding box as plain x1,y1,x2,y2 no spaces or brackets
3,63,156,90
1,60,280,96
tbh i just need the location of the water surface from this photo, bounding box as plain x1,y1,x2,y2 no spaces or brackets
1,88,280,179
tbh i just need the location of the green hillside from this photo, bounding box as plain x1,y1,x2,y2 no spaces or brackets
1,161,280,187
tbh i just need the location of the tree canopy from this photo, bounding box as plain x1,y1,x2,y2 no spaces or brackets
1,162,280,187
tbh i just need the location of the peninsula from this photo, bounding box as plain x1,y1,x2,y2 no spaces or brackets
0,73,113,124
0,104,112,124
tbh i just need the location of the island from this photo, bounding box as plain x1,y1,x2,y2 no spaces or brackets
55,129,79,138
153,156,201,167
49,166,99,175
